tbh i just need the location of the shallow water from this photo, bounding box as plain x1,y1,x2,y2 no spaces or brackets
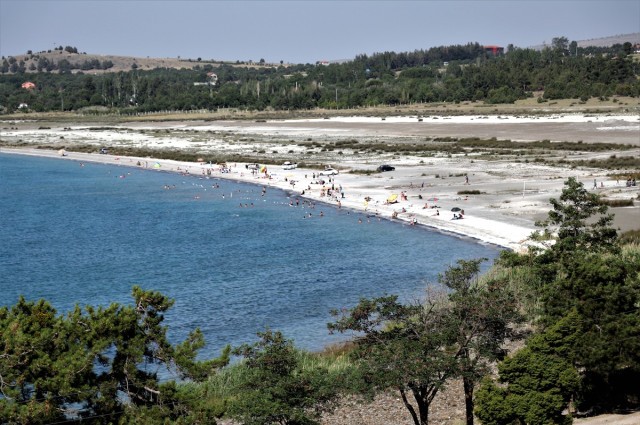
0,153,500,359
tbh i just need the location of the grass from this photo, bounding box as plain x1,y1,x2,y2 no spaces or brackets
457,190,484,195
620,230,640,245
599,198,634,207
560,156,640,170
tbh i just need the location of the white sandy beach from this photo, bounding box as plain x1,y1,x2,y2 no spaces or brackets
1,112,639,251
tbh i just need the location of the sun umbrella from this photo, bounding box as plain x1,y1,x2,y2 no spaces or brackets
387,194,398,203
451,207,462,212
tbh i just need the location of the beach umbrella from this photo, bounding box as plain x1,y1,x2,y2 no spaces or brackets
387,194,398,203
153,162,161,168
451,207,462,212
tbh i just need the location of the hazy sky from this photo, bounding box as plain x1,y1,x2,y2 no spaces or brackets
1,0,639,64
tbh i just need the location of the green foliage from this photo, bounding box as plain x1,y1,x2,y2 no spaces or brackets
441,259,524,425
2,41,638,113
0,286,228,424
535,176,618,259
486,177,640,419
225,329,343,425
329,294,456,425
328,260,523,425
620,230,640,245
475,317,580,425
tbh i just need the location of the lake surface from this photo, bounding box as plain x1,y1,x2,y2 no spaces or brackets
0,153,500,360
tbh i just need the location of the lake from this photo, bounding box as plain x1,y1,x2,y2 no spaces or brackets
0,152,500,360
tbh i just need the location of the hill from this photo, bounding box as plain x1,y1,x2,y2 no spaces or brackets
4,49,282,75
5,33,639,75
530,32,640,50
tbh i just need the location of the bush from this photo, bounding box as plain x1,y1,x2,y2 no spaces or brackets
620,229,640,245
475,318,580,425
599,198,634,207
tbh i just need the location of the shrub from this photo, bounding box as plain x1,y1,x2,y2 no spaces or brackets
620,229,640,245
599,198,634,207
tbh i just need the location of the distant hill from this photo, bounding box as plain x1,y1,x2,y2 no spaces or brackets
530,32,640,50
4,50,280,75
5,33,639,75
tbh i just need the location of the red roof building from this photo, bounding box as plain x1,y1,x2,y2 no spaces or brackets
21,81,36,90
483,45,504,56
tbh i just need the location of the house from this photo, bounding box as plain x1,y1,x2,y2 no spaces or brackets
194,72,218,87
21,81,36,90
483,45,504,56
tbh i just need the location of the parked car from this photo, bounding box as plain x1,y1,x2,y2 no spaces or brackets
282,161,297,170
99,148,109,154
246,163,260,170
377,164,395,172
319,167,339,176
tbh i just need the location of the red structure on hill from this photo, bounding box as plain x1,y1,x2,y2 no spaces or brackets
483,45,504,56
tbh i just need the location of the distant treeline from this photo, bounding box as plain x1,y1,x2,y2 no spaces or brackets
1,40,638,113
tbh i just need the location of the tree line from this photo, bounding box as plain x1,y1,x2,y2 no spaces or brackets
1,39,638,113
2,178,639,424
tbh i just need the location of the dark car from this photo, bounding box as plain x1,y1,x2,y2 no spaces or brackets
99,148,109,154
377,164,395,172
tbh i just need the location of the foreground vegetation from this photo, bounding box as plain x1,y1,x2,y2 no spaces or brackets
1,178,638,424
1,38,638,113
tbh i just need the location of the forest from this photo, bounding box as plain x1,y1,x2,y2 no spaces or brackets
2,178,639,425
1,38,639,113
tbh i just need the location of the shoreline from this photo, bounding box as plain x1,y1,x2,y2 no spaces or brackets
2,111,637,251
1,146,538,252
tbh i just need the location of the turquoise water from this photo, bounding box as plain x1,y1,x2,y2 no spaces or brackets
0,153,500,358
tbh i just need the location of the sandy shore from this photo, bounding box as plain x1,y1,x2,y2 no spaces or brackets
2,143,637,253
2,112,639,251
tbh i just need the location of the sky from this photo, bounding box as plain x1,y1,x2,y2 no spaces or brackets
1,0,639,64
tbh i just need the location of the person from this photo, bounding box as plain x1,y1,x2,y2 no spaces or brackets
465,175,469,184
